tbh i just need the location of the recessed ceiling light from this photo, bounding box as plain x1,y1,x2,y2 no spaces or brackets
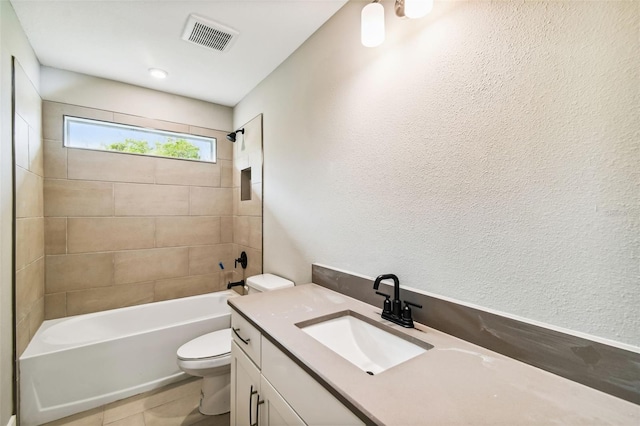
149,68,168,79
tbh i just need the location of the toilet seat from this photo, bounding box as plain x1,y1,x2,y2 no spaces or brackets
177,329,231,369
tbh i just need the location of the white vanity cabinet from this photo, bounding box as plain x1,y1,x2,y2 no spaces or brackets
230,310,363,426
231,341,305,426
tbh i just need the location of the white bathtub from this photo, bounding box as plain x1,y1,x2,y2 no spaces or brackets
19,291,236,426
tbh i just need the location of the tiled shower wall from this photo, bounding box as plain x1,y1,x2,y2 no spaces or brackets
42,101,237,318
14,62,44,355
232,114,263,286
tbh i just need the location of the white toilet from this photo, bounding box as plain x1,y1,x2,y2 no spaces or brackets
176,274,294,415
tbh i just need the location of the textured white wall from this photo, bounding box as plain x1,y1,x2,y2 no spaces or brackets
0,0,41,422
234,1,640,346
40,67,233,130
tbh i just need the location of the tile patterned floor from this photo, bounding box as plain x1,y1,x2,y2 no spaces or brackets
42,378,229,426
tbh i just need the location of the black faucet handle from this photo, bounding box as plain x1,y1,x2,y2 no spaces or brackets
404,300,422,309
401,300,422,326
375,291,392,314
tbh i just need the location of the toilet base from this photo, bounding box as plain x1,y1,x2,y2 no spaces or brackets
199,372,231,415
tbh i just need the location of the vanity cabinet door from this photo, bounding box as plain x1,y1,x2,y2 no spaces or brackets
260,376,306,426
231,341,261,426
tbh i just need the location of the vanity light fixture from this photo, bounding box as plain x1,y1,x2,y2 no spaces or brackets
403,0,433,19
361,1,385,48
148,68,168,79
361,0,434,47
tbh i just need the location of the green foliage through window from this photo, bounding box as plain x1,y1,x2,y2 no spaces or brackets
64,116,216,163
105,138,201,160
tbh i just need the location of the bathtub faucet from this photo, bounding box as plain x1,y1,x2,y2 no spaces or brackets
227,279,245,290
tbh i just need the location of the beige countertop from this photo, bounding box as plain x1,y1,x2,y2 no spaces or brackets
228,284,640,425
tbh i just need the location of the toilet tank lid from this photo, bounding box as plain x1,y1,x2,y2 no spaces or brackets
246,273,294,292
177,328,231,360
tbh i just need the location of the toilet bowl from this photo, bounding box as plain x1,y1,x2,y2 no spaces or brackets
177,274,294,415
176,328,231,415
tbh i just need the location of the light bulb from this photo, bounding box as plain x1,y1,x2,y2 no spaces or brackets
404,0,433,19
148,68,168,79
361,2,385,47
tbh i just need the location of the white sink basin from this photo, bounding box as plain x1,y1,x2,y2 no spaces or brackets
299,312,431,375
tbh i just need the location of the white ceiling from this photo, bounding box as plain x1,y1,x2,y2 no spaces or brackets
10,0,347,107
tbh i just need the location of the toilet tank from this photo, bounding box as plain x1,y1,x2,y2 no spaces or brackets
246,274,294,294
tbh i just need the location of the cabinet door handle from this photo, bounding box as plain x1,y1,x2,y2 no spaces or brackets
249,385,258,425
233,327,251,345
252,394,264,426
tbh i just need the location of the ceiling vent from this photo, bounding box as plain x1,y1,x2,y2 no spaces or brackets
182,14,239,53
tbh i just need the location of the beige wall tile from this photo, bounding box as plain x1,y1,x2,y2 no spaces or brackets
16,317,30,357
68,148,155,183
114,183,188,216
217,136,234,161
187,126,226,139
249,152,263,186
67,217,155,253
114,248,188,284
44,179,113,217
44,139,67,179
236,245,262,279
43,101,114,141
45,292,67,320
16,218,44,270
156,216,221,247
29,124,44,177
188,244,233,276
15,63,42,130
104,378,200,424
113,113,189,134
67,282,154,316
154,274,218,302
189,187,232,216
237,183,263,217
155,158,221,187
220,216,233,243
232,188,239,216
29,297,45,338
232,155,250,189
248,216,262,250
16,167,43,218
45,217,66,255
15,114,30,169
46,253,114,293
233,216,249,247
16,257,45,323
219,159,232,188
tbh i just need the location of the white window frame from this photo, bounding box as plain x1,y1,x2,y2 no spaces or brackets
63,116,217,163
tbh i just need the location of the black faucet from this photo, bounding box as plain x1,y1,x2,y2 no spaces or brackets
227,279,245,290
373,274,422,328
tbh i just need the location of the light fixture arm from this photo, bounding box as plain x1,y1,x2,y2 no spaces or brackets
395,0,406,18
361,0,433,48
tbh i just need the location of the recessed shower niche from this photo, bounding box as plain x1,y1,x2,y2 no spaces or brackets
241,167,251,201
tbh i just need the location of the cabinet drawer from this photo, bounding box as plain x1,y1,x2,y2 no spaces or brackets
231,309,262,367
260,376,306,426
261,337,363,426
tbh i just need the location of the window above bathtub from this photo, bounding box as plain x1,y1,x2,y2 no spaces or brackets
63,116,217,163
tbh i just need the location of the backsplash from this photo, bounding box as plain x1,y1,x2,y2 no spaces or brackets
42,100,235,318
312,264,640,405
